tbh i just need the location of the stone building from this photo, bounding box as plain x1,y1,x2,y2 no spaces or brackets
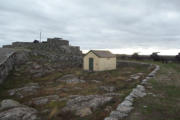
83,50,116,71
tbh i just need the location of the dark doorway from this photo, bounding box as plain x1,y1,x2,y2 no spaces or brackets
89,58,94,71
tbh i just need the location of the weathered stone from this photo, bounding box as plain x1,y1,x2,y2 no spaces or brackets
0,99,22,110
130,75,140,80
100,86,116,92
105,106,113,112
57,74,85,84
8,83,40,98
116,105,133,114
125,95,134,102
76,107,92,117
0,48,16,84
0,99,40,120
130,88,146,98
30,95,60,105
91,80,101,83
104,93,122,97
0,107,40,120
104,117,118,120
63,95,112,116
121,100,133,107
110,110,128,119
136,85,145,91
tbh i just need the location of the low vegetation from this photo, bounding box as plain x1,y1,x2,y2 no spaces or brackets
0,59,152,120
125,62,180,120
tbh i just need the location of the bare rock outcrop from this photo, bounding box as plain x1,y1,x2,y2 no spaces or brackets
57,74,85,84
0,99,40,120
8,83,40,98
63,95,113,117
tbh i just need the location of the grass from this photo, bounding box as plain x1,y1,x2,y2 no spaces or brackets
0,58,153,120
125,62,180,120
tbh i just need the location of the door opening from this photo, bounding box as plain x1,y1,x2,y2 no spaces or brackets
89,58,94,71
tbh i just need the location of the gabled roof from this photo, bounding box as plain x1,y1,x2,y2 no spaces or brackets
86,50,116,58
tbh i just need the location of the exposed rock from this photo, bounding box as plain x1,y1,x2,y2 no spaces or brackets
125,95,134,102
100,86,116,92
0,99,40,120
128,72,144,81
0,107,40,120
32,63,41,70
29,95,60,105
0,48,16,84
104,93,122,97
130,85,146,98
104,117,118,120
110,110,128,119
91,80,101,83
63,95,112,117
8,83,40,98
29,64,54,78
116,105,133,114
68,95,81,99
0,99,23,110
105,106,113,113
76,107,92,117
57,74,85,84
130,75,140,80
121,100,133,107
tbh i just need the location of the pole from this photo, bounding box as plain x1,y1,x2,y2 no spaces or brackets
40,31,41,42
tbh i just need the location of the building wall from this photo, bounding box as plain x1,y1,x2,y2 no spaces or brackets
83,52,116,71
83,52,99,71
99,57,116,71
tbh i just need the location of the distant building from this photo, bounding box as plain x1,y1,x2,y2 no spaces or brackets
83,50,116,71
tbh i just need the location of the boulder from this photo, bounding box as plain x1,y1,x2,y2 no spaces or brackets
0,99,23,110
76,107,92,117
0,99,40,120
63,95,112,117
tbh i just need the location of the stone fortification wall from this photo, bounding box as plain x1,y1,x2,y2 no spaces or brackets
3,38,81,55
3,38,83,67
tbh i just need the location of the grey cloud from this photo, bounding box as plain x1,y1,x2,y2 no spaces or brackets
0,0,180,53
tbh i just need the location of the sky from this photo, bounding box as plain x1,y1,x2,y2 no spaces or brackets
0,0,180,55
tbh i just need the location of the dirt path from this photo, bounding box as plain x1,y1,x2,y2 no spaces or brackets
125,63,180,120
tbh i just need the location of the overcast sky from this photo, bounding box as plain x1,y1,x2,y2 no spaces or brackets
0,0,180,55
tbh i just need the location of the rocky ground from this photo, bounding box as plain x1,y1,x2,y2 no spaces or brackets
0,58,153,120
